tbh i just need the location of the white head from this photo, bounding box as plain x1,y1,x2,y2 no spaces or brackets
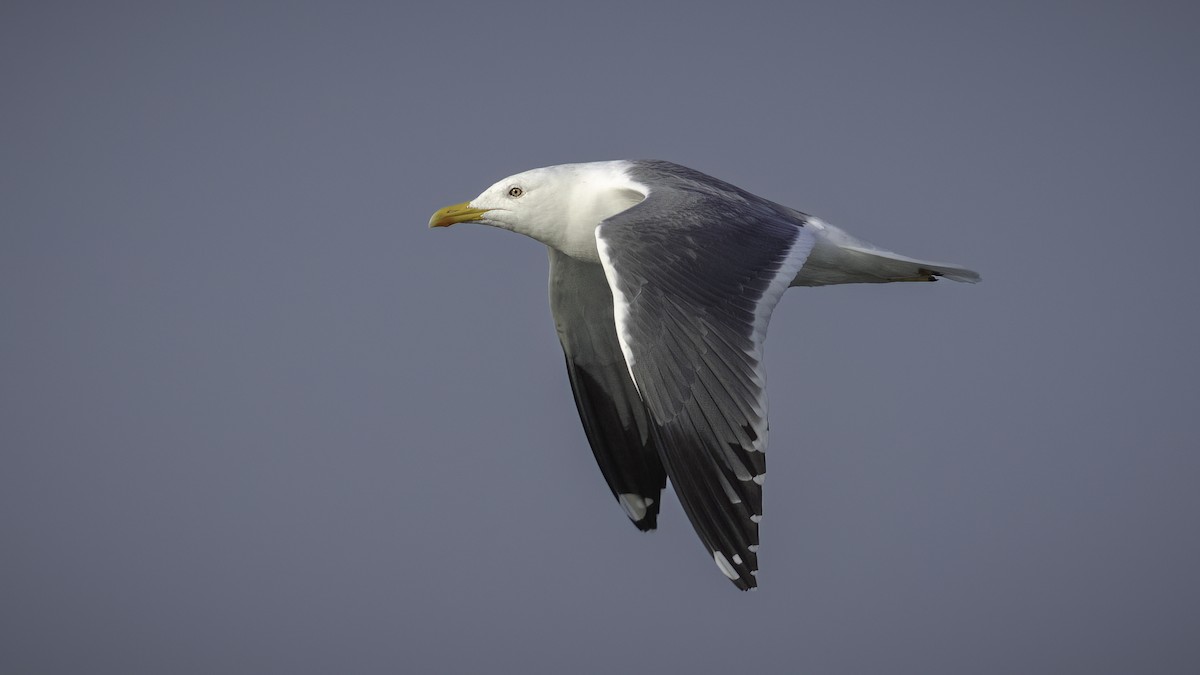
429,161,646,260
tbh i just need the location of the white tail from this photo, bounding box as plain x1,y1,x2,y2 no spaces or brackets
791,218,980,286
841,244,982,283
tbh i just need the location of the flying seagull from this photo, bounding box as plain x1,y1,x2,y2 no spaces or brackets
429,160,979,590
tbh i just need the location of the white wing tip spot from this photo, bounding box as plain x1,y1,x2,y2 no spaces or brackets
750,514,763,523
732,554,743,565
713,551,739,580
752,473,765,486
748,544,759,553
618,493,648,521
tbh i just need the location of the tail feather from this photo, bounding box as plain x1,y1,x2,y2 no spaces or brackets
843,245,982,283
790,218,981,286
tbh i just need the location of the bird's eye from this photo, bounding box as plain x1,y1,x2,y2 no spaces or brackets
507,186,524,198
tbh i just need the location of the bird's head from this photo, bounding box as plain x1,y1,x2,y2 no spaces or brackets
429,161,646,259
428,165,562,233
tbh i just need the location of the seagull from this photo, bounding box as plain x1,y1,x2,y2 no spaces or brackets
430,160,979,590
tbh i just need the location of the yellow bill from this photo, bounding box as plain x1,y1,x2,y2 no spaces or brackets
429,202,488,228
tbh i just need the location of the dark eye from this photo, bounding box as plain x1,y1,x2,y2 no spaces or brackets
507,186,524,198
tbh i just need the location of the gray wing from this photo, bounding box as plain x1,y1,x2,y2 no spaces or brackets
595,171,816,590
548,248,667,530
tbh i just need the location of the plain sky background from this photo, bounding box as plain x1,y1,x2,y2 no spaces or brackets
3,1,1199,673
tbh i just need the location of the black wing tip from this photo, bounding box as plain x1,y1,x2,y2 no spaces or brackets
733,577,757,591
617,492,663,531
632,516,658,532
563,361,670,535
713,549,760,590
635,496,662,531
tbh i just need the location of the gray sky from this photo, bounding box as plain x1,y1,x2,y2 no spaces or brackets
3,1,1198,673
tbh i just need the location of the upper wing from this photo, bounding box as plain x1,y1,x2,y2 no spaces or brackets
595,186,815,589
548,248,667,530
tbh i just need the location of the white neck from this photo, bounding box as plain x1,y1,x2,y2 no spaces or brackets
528,161,647,263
